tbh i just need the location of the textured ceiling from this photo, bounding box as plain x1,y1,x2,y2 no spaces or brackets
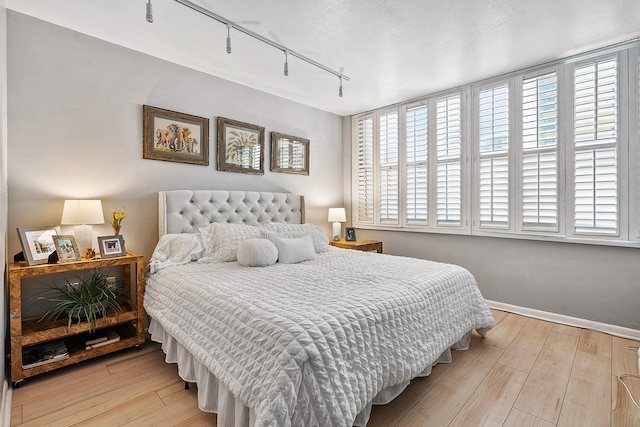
7,0,640,116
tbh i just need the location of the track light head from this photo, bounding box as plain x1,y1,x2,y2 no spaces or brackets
146,0,153,23
226,24,232,54
284,50,289,76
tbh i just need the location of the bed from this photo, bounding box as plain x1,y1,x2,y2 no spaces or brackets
144,190,495,426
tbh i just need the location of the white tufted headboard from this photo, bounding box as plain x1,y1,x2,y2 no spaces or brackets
158,190,305,236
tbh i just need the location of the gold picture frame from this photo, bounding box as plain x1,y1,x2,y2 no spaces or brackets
270,132,309,175
52,235,82,263
217,117,264,174
143,105,209,165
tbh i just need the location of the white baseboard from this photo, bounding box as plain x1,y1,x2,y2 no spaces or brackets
486,300,640,341
0,379,11,427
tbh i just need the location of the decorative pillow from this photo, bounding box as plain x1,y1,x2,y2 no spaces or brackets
199,223,262,263
260,229,310,244
237,239,278,267
275,235,316,264
273,224,329,253
149,233,204,273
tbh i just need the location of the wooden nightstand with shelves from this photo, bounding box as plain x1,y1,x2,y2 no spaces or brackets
329,238,383,253
9,252,146,387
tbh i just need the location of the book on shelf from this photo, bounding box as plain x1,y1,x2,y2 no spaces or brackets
22,340,69,369
85,328,120,350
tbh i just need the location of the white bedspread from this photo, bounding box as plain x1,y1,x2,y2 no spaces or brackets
144,247,495,426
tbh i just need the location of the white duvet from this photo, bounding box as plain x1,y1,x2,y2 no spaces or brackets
144,247,495,426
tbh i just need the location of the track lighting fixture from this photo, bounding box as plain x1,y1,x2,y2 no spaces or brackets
152,0,350,96
284,50,289,76
146,0,153,23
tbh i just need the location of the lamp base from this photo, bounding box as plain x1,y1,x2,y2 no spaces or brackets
332,222,341,241
74,224,93,255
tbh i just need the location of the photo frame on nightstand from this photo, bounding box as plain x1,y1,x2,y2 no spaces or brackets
345,227,356,241
98,235,126,258
52,235,82,263
17,226,61,266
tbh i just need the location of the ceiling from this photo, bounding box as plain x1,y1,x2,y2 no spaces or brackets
7,0,640,116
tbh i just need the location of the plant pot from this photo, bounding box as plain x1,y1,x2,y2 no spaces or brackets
68,303,106,322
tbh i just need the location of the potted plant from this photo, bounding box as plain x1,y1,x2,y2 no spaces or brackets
37,269,123,332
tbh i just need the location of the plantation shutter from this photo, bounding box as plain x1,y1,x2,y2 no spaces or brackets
522,72,558,229
436,95,462,225
406,105,428,224
356,116,374,223
379,111,399,223
479,84,509,227
573,58,618,234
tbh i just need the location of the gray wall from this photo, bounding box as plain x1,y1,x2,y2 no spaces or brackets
1,0,8,398
7,12,344,263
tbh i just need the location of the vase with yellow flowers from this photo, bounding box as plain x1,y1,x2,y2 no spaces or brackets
111,207,126,235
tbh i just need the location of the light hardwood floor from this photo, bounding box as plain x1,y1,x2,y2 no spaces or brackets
10,309,640,426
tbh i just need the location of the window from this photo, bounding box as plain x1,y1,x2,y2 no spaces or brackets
573,57,618,235
356,115,374,224
521,72,558,230
436,94,462,225
379,111,399,224
405,105,429,224
352,41,639,247
478,83,509,228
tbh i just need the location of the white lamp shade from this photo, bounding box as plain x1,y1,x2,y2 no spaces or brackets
60,200,105,225
327,208,346,223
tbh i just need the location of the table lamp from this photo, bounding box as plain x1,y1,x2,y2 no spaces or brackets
328,208,347,241
61,199,105,254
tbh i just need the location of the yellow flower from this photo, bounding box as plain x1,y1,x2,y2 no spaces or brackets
111,207,126,227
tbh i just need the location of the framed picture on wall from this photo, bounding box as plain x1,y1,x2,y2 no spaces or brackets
270,132,310,175
17,226,61,265
143,105,209,165
217,117,265,174
98,235,127,258
52,235,82,263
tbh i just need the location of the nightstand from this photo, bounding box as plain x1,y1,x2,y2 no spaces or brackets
8,252,145,387
329,238,383,253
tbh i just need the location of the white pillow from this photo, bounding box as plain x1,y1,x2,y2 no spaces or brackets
149,233,204,273
237,239,278,267
261,229,309,244
199,223,262,263
275,235,316,264
273,224,329,253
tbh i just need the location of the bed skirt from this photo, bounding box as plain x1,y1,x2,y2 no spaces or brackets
149,318,477,426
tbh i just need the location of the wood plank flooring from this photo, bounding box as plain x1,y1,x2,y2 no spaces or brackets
10,309,640,426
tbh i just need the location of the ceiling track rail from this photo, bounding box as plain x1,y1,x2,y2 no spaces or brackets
173,0,350,82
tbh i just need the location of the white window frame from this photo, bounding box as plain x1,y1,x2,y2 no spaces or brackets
564,50,629,242
472,78,514,233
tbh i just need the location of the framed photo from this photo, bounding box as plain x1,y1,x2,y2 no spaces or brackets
270,132,309,175
98,235,126,258
52,235,82,263
345,227,357,241
17,226,61,265
217,117,264,174
143,105,209,165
